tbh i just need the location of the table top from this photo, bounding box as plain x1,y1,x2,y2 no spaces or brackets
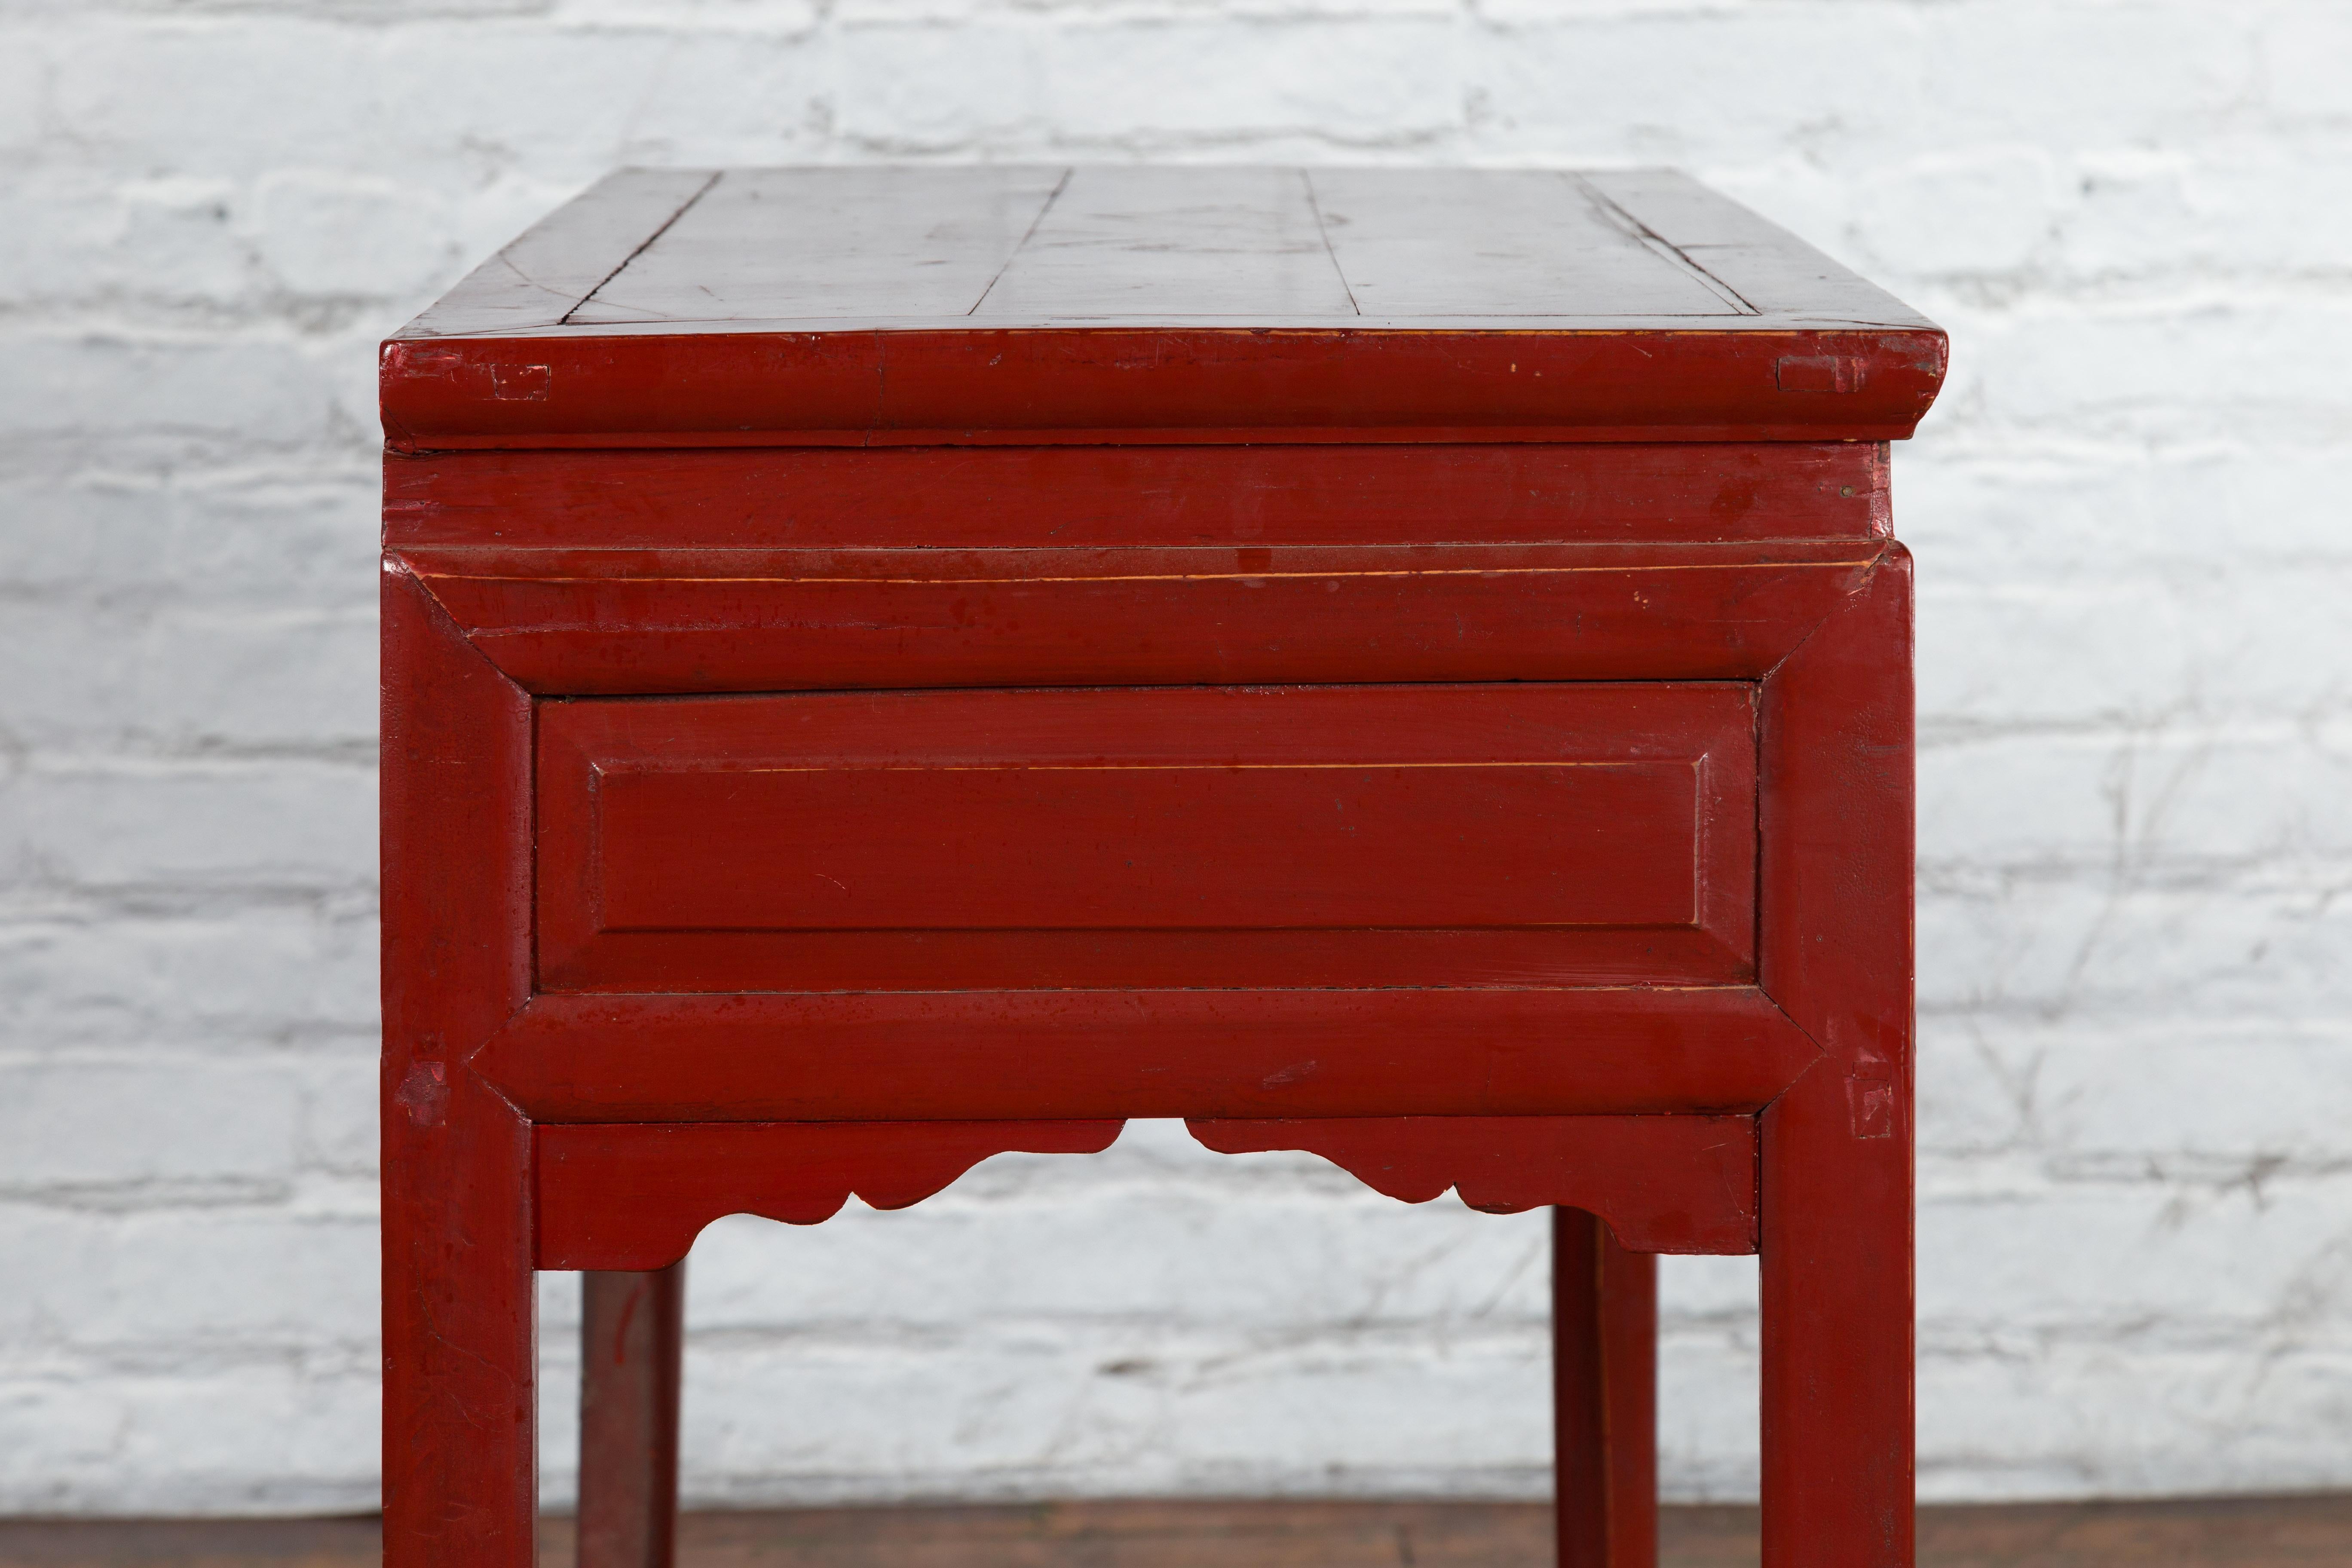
383,166,1945,449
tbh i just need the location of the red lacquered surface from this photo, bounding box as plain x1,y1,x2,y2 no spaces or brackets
469,986,1819,1125
382,165,1936,1568
381,570,534,1568
579,1266,684,1568
1186,1118,1758,1255
535,683,1757,993
404,539,1883,697
383,168,1942,450
1554,1209,1658,1568
539,1122,1125,1271
383,443,1893,552
1757,550,1917,1568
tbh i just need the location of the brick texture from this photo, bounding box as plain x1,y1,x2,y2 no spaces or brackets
2,0,2347,1518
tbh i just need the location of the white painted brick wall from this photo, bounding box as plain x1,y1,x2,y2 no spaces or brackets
2,0,2346,1518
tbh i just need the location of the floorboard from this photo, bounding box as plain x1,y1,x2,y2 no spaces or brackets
0,1496,2346,1568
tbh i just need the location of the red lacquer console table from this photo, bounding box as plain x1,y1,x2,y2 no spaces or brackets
380,166,1945,1568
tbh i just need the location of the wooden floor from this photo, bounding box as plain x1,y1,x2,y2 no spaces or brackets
0,1497,2348,1568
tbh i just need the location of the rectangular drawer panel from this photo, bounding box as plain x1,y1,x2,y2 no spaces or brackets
537,683,1755,992
599,760,1698,931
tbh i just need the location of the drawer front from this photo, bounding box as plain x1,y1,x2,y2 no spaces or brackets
536,683,1755,992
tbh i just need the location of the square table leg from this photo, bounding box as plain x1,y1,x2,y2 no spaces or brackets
379,1070,536,1568
1756,544,1916,1568
1760,1069,1914,1568
579,1265,687,1568
381,567,539,1568
1553,1207,1658,1568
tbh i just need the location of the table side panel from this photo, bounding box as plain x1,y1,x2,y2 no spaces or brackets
1188,1115,1761,1253
536,1119,1127,1271
380,326,1945,450
404,541,1883,696
384,443,1892,551
535,683,1758,993
537,1114,1761,1271
473,985,1821,1124
389,441,1869,1125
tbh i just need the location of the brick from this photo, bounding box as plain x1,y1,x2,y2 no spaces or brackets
1917,1175,2352,1334
1657,1252,1759,1324
1463,8,1934,161
364,25,793,174
1918,872,2352,1023
0,175,257,306
0,32,44,155
1916,1016,2043,1154
1912,4,2259,151
0,1366,379,1516
252,171,460,299
0,1207,376,1350
0,329,364,461
1040,21,1460,147
0,1378,129,1515
1915,579,2192,724
0,1060,301,1191
1656,1328,1759,1503
292,1052,380,1176
660,1322,1550,1504
47,22,390,178
10,1,542,14
1920,727,2352,871
0,760,376,889
564,0,821,26
1852,148,2064,278
2000,1025,2352,1163
1151,1330,1550,1489
0,469,377,602
0,903,377,1049
1916,562,2352,723
1917,1345,2352,1502
2058,141,2352,281
1899,447,2352,581
2257,4,2352,121
0,601,377,752
1930,295,2352,447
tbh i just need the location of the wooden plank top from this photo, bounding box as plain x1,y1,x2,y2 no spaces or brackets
383,166,1945,449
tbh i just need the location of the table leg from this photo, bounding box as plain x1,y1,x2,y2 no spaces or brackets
1760,1066,1914,1568
579,1264,687,1568
380,1072,536,1568
381,555,540,1568
1553,1207,1658,1568
1752,533,1914,1568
